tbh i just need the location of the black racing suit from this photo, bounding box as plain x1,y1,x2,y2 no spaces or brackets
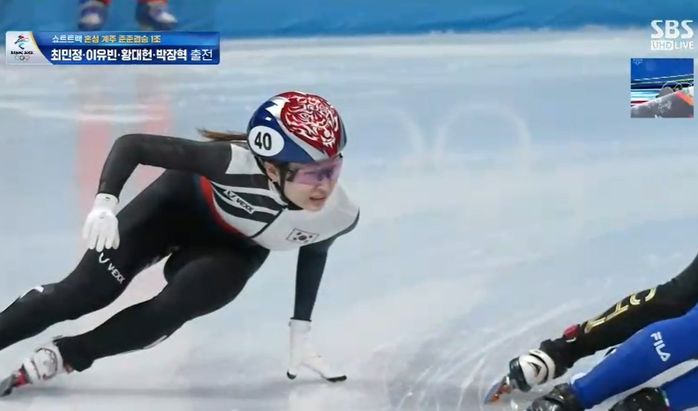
0,134,357,371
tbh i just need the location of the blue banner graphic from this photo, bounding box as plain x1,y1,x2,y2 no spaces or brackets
5,31,220,65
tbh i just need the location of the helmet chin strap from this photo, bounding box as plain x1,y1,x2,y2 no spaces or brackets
256,158,302,210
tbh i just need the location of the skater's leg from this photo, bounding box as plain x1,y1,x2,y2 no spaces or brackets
0,171,195,350
571,303,698,409
56,242,268,371
135,0,178,31
659,364,698,410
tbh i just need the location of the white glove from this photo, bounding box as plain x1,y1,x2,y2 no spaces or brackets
82,193,120,252
287,319,346,382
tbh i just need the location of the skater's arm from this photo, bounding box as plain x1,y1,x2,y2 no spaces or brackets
292,212,359,321
293,242,331,321
98,134,232,196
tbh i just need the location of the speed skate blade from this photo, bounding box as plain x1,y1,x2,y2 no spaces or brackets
0,373,20,397
0,368,30,398
484,375,514,404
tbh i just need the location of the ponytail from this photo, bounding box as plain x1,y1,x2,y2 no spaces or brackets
198,129,248,147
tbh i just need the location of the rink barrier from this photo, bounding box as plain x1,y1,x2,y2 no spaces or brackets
0,0,696,37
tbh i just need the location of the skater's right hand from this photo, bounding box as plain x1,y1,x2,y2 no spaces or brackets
82,193,120,252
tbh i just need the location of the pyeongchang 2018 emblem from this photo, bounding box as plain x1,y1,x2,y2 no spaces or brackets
6,32,36,63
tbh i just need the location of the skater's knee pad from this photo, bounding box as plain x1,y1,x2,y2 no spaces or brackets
15,284,53,302
5,284,75,322
12,284,62,310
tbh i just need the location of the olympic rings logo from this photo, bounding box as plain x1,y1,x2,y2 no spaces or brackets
14,53,31,62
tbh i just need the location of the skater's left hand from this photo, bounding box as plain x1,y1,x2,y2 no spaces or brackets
287,319,346,382
83,193,120,252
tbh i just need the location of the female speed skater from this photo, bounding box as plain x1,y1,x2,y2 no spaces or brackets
486,253,698,406
0,91,359,395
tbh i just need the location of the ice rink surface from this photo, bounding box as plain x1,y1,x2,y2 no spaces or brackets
1,30,697,410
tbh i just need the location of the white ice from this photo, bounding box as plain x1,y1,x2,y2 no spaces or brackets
0,30,697,410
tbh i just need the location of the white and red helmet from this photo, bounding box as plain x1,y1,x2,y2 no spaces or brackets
247,91,347,164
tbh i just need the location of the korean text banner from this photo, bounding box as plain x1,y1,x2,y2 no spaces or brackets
5,31,220,65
